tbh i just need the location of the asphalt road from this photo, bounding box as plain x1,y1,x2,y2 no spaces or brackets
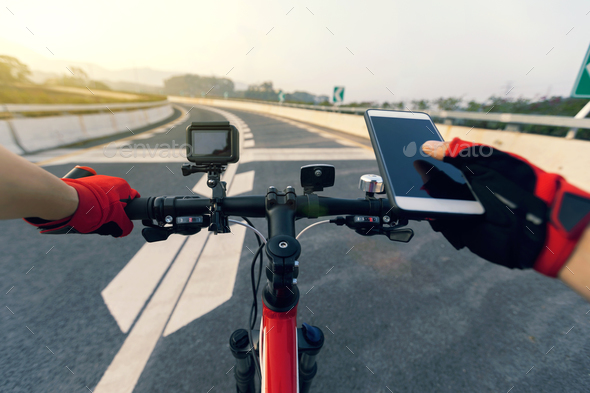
1,104,589,393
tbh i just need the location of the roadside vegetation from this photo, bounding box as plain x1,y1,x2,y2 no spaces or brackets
2,54,587,139
0,55,165,105
379,96,589,140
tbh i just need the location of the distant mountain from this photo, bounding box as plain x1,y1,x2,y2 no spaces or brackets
101,80,165,95
0,38,180,87
0,37,302,96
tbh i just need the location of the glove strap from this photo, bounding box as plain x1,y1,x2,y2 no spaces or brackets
534,181,590,277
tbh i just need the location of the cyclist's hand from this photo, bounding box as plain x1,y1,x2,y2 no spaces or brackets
420,138,590,277
25,172,140,238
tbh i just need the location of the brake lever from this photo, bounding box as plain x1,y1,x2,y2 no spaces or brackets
142,227,174,243
141,215,207,242
383,227,414,243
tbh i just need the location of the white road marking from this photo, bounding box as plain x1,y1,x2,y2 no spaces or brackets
94,104,249,393
24,148,85,163
131,133,156,140
192,174,209,197
241,148,374,162
93,233,209,393
335,139,360,146
228,170,255,196
223,160,240,189
34,147,373,164
244,139,255,148
101,235,187,333
163,224,247,336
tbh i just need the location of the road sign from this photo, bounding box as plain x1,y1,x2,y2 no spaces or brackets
278,90,285,103
333,86,345,103
571,44,590,98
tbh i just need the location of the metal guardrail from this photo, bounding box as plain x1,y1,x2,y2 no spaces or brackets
0,100,169,113
207,97,590,130
427,110,590,129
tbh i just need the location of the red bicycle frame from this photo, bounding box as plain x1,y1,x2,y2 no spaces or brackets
260,303,299,392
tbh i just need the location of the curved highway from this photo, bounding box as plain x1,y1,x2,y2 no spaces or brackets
1,104,588,392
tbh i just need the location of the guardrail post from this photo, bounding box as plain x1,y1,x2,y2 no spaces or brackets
566,100,590,139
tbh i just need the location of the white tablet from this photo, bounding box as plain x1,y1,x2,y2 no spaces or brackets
364,109,485,218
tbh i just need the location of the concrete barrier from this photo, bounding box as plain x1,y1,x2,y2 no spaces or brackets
170,96,590,189
144,105,173,124
81,112,117,139
114,110,148,131
12,115,87,152
1,104,174,154
0,120,23,154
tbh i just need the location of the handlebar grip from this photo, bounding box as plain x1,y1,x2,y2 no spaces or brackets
62,166,149,220
124,197,151,221
63,166,97,179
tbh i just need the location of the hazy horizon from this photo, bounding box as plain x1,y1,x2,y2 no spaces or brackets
1,0,589,103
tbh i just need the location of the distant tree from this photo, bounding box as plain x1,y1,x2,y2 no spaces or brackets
87,80,111,90
69,66,89,80
465,100,482,112
315,95,330,104
526,96,587,116
0,55,31,85
44,65,111,90
394,101,405,110
259,81,274,92
411,99,430,110
486,96,510,113
484,95,532,113
434,97,462,111
164,74,234,97
61,66,89,87
244,81,277,101
285,91,316,104
382,102,391,108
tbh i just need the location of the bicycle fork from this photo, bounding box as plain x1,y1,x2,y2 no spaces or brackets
229,321,325,393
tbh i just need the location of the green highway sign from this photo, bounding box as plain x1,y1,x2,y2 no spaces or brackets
333,86,345,103
571,44,590,98
278,90,285,102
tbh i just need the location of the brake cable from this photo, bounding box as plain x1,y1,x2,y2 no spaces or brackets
228,219,267,243
238,216,265,382
248,243,264,381
296,220,332,240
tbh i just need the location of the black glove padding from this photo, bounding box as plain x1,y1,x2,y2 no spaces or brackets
421,149,548,270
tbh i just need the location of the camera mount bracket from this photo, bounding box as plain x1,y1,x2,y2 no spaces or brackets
180,163,229,234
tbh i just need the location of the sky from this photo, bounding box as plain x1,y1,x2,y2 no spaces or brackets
1,0,589,103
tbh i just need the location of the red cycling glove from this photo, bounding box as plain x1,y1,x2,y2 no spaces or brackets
25,173,140,238
424,138,590,277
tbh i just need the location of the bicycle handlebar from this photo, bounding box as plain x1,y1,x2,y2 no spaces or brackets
124,195,393,222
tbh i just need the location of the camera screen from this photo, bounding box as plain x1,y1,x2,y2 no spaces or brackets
191,130,231,157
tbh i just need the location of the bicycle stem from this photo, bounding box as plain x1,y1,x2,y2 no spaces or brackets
263,186,301,312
